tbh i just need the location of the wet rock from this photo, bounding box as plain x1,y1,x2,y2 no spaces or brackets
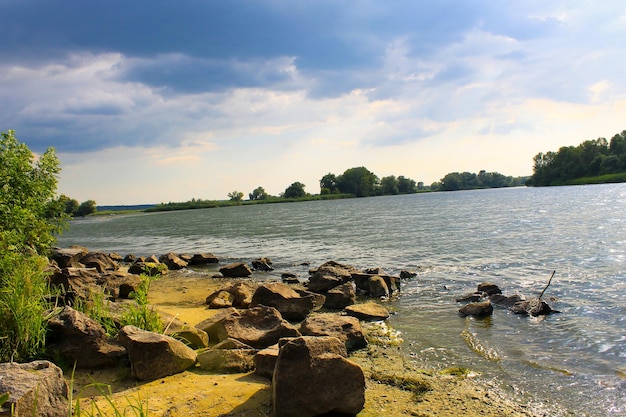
456,292,484,303
345,302,390,321
458,301,494,318
510,299,556,316
299,313,368,352
46,306,127,368
352,273,400,296
307,261,357,292
323,282,356,310
489,293,525,307
252,257,274,271
0,361,69,417
159,252,188,270
187,253,220,265
117,325,197,381
273,336,365,417
281,273,300,284
400,270,417,279
219,262,253,278
477,282,502,296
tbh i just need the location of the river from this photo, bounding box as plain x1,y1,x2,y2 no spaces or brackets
57,184,626,416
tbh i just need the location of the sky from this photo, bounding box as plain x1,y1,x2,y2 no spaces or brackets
2,1,626,205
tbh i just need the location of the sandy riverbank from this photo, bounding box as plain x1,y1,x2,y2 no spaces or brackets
71,273,543,416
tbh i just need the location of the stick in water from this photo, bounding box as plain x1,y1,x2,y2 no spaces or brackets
538,270,556,300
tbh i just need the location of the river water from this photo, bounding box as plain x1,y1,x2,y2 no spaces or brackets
56,184,626,416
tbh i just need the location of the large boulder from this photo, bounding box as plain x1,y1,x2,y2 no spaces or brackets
299,313,367,352
345,302,390,321
352,272,400,296
196,305,300,349
250,282,322,321
477,282,502,296
219,262,253,278
79,252,120,273
251,257,274,271
0,361,69,417
205,282,259,309
254,344,280,379
323,282,356,310
158,252,188,270
307,261,358,293
117,325,197,381
128,261,168,276
272,336,365,417
197,339,256,373
46,306,127,368
101,270,142,299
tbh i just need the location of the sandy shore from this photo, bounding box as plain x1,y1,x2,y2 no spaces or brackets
71,273,542,416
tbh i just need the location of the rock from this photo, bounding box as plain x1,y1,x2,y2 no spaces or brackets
219,262,253,278
352,273,400,295
205,282,258,309
252,257,274,271
0,361,69,417
345,302,390,321
456,292,483,303
196,305,300,349
48,267,105,299
205,289,235,309
400,270,417,279
250,282,321,321
158,252,188,270
510,299,555,316
50,247,86,268
159,311,209,349
368,275,390,298
323,282,356,309
101,270,142,299
299,313,367,352
307,261,358,292
254,344,279,379
46,307,127,368
187,253,219,265
197,346,256,373
272,336,365,417
128,261,167,276
477,282,502,296
79,252,120,273
489,293,525,307
458,301,494,318
117,325,197,381
108,252,124,262
123,254,137,263
281,272,299,284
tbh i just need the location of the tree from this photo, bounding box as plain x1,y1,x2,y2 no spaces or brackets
319,173,338,194
0,130,65,254
76,200,97,217
228,191,244,201
249,186,269,201
336,167,379,197
398,176,417,193
379,175,399,195
284,182,306,198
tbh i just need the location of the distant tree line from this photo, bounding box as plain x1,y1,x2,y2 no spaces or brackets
527,130,626,186
320,166,424,197
56,195,97,217
430,170,528,191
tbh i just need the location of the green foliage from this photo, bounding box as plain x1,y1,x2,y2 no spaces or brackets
248,186,269,200
75,200,97,217
120,274,163,333
336,166,379,197
434,170,528,191
528,130,626,186
283,181,307,198
73,382,149,417
0,129,66,255
0,252,50,362
227,191,244,201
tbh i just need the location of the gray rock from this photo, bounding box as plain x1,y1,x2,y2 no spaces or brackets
458,301,494,318
0,361,69,417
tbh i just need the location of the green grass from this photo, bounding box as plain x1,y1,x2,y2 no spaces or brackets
0,252,51,362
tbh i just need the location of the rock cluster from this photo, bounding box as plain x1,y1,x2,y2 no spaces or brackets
3,248,417,417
